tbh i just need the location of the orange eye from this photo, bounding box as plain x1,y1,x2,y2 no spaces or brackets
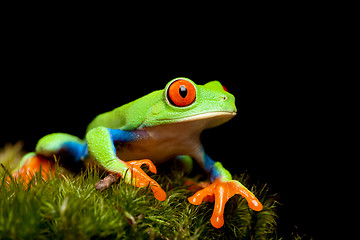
167,79,196,107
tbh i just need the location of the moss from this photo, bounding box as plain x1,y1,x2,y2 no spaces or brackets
0,143,305,239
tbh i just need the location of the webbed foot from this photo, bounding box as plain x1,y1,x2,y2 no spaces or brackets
188,178,263,228
125,159,166,201
12,153,55,185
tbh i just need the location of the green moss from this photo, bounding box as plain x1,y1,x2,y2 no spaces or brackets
0,143,302,239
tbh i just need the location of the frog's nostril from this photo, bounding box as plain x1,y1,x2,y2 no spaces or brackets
221,96,227,101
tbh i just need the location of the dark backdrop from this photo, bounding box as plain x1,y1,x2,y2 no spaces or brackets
1,68,325,238
1,21,329,237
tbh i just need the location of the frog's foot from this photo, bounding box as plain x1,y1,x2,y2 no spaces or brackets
12,153,55,185
125,159,166,201
188,178,263,228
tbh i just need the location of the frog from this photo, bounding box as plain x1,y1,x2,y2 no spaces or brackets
12,77,263,228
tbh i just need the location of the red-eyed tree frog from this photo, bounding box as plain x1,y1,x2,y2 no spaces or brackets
12,78,263,228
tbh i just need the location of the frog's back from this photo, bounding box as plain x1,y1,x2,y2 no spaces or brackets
86,90,162,133
86,105,127,133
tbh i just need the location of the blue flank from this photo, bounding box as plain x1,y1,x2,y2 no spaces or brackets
107,128,142,154
62,129,141,163
63,141,88,162
108,128,141,143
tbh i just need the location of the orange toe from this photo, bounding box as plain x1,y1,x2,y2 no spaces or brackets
150,184,167,201
228,180,263,211
127,159,157,174
211,214,224,229
188,182,216,205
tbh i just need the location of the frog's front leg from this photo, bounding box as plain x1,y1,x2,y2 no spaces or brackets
188,149,263,228
86,127,166,201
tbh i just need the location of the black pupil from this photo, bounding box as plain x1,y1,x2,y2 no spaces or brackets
179,85,188,98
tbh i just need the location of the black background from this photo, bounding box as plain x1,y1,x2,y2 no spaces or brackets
0,13,332,238
1,70,326,238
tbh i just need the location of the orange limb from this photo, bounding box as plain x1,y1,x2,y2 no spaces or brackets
126,159,166,201
188,178,263,228
12,154,55,186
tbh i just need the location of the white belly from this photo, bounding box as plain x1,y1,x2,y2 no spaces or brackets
116,122,202,164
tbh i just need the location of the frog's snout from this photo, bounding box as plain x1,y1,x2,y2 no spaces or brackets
221,94,237,114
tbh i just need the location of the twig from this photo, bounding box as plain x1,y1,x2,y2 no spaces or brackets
95,173,118,191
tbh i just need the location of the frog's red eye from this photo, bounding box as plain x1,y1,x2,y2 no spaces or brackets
167,79,196,107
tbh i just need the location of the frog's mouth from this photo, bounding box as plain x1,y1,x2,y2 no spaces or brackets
179,111,236,122
159,111,237,129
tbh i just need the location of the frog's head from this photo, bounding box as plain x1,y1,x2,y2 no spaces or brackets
142,78,237,129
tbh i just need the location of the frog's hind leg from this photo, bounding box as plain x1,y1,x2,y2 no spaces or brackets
35,133,87,170
12,133,87,182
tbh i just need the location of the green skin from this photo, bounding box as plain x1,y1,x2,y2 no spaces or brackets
17,78,262,228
